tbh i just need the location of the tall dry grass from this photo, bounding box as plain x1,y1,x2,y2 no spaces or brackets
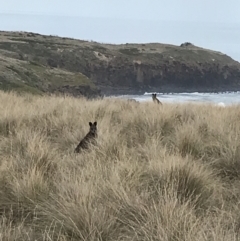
0,90,240,240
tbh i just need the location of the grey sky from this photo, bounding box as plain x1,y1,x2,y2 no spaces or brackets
2,0,240,23
1,0,240,61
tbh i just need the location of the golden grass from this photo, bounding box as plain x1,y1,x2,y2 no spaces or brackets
0,90,240,240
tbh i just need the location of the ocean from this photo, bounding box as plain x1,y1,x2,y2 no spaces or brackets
1,13,240,105
113,92,240,106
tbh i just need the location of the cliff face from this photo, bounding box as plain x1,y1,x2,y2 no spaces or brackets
85,43,240,94
0,31,240,96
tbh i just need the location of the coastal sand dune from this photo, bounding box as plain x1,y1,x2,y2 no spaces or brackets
0,90,239,240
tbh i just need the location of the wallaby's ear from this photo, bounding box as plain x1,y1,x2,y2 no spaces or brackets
93,121,97,126
89,122,93,126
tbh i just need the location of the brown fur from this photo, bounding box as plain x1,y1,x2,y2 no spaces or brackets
74,121,98,153
152,93,162,105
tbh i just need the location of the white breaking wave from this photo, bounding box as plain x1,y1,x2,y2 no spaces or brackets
217,102,226,107
119,91,240,106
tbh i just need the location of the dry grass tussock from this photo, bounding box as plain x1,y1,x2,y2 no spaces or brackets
0,90,240,240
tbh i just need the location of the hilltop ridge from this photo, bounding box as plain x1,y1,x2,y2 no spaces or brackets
0,31,240,96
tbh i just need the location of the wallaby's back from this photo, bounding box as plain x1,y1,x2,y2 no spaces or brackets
74,121,98,153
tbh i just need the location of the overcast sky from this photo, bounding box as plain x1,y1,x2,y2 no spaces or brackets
1,0,240,61
1,0,240,23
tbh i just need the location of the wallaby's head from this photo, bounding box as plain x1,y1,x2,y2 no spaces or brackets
89,121,97,134
152,93,156,99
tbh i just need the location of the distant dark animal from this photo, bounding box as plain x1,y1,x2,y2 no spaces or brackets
152,93,162,105
74,121,98,153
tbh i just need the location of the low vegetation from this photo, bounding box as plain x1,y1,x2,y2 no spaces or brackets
0,90,239,240
1,31,240,96
0,31,99,96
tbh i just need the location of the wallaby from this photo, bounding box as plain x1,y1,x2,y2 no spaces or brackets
74,121,98,153
152,93,162,105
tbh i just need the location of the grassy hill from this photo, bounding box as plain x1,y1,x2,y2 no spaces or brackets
0,90,239,240
1,31,240,96
0,31,100,96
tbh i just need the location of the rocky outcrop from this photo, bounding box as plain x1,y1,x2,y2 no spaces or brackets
82,43,240,94
88,57,240,94
0,31,240,96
